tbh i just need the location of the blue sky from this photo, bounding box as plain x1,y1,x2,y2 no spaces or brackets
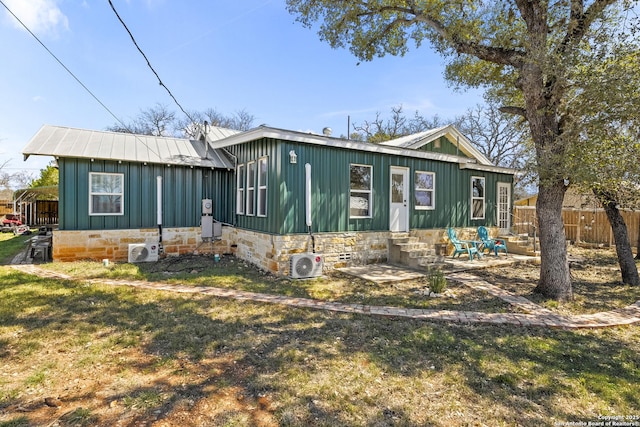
0,0,483,179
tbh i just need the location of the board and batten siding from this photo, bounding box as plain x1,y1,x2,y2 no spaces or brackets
58,158,234,230
226,138,513,235
415,135,471,157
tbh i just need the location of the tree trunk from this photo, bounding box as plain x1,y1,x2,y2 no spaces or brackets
594,189,640,286
533,180,573,301
636,220,640,260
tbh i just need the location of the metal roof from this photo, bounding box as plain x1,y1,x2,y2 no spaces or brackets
23,125,235,169
209,125,516,175
205,126,241,141
379,124,492,165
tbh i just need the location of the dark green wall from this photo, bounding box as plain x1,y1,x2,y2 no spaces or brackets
58,158,233,230
227,139,513,235
58,138,512,234
416,135,471,157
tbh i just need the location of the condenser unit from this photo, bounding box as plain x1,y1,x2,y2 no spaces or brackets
128,243,159,263
290,253,323,279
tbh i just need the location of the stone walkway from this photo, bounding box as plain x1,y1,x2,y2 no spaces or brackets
11,264,640,330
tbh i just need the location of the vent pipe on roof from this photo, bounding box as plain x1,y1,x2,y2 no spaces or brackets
322,127,332,136
204,121,209,159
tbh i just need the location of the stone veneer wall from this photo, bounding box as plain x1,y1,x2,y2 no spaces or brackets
52,227,232,262
408,227,493,245
52,225,496,274
409,226,500,256
229,228,394,275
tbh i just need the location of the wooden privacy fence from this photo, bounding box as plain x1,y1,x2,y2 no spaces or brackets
513,206,640,248
0,200,12,215
26,200,59,226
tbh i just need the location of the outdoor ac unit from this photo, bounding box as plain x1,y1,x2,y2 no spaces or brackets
128,243,159,263
290,253,323,279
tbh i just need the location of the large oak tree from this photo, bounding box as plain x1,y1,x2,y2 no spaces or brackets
287,0,638,300
566,39,640,285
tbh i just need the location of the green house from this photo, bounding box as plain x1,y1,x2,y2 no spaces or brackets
23,124,515,275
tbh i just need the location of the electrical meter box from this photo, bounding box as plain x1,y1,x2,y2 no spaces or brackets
201,215,213,238
202,199,213,215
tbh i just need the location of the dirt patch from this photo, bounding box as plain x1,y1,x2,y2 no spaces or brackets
474,247,640,314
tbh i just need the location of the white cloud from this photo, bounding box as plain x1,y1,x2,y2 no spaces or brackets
4,0,69,36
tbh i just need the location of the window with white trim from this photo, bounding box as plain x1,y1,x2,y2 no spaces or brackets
246,161,256,216
257,157,268,217
349,164,372,218
471,176,485,219
414,171,435,210
236,164,245,215
89,172,124,215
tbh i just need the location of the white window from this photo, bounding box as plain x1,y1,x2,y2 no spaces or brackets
246,161,256,216
414,171,435,210
471,176,485,219
89,172,124,215
236,164,245,215
350,164,372,218
257,157,268,217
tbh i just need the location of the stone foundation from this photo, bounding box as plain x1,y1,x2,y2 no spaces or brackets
229,229,392,275
52,225,499,275
52,227,232,262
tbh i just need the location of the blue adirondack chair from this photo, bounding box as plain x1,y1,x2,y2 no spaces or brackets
447,228,480,260
477,226,508,256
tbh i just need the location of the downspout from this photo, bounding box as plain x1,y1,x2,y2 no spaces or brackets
157,176,164,255
305,163,315,253
223,147,238,226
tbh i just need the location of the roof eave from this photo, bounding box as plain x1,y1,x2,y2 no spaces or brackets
210,126,497,165
459,161,517,175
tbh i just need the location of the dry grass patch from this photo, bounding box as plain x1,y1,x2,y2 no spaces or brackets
475,247,640,315
3,247,640,426
45,254,512,313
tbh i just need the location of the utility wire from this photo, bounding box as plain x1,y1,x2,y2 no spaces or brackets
0,0,135,135
0,0,185,161
108,0,196,125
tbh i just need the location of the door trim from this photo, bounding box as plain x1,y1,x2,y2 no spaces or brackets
497,182,511,234
389,166,410,232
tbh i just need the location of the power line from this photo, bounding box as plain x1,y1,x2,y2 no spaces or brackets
0,0,133,135
0,0,164,158
107,0,196,125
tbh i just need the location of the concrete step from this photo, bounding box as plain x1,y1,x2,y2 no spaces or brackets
504,235,539,256
395,241,431,251
399,248,436,261
388,235,445,268
400,254,446,268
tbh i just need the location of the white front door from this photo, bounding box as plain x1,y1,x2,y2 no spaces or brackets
390,167,409,232
497,182,511,234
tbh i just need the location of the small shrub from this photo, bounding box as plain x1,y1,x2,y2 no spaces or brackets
124,390,164,410
63,407,97,427
0,416,30,427
427,269,448,294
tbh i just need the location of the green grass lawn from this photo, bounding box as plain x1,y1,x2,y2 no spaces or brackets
1,249,639,426
0,231,32,264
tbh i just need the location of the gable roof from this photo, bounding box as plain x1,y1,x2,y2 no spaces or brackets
22,124,516,175
23,125,235,169
379,124,492,166
199,126,241,141
209,125,515,175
